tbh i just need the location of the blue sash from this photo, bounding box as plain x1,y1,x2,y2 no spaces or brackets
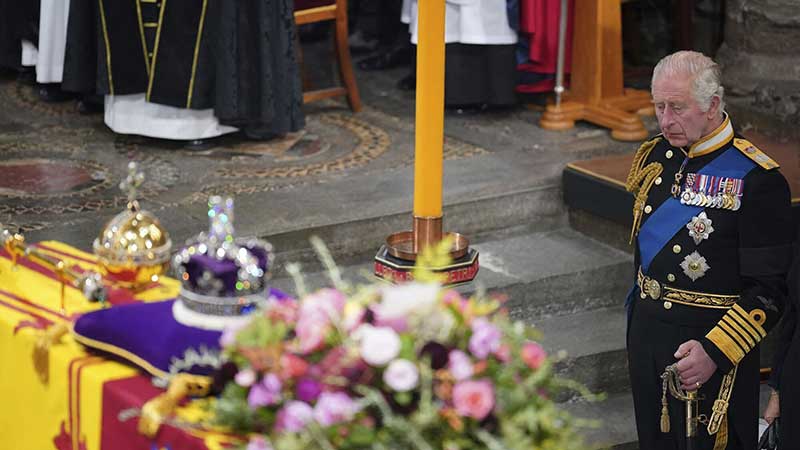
625,146,757,316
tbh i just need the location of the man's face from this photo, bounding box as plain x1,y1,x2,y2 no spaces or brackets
652,74,712,148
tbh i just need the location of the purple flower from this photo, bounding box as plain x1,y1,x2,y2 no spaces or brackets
448,350,474,381
247,374,282,408
275,401,314,433
468,318,501,359
246,436,273,450
383,359,419,392
296,378,323,403
313,391,359,427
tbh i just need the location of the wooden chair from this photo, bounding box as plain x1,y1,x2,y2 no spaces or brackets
293,0,362,112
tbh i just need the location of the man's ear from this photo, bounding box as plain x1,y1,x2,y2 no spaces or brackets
707,95,721,118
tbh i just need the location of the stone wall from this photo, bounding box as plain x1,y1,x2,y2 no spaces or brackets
717,0,800,137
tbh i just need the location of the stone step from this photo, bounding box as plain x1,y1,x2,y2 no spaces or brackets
265,183,567,277
537,306,629,396
563,392,637,450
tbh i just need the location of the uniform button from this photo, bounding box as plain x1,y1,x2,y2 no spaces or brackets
655,177,662,185
644,205,653,214
663,301,673,310
672,244,682,254
667,273,676,282
666,150,674,159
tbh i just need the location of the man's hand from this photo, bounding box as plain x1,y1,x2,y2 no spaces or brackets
674,340,717,391
764,390,780,424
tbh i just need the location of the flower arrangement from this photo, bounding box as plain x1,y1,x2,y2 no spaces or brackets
212,240,593,450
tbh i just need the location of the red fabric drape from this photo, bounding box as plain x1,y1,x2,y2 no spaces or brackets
516,0,575,93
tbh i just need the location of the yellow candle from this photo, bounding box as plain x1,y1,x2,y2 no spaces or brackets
413,0,445,218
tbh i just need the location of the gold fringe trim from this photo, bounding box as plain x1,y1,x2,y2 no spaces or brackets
33,322,70,384
625,137,663,243
712,417,728,450
138,373,212,438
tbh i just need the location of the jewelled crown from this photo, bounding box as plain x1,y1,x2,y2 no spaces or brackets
172,196,274,319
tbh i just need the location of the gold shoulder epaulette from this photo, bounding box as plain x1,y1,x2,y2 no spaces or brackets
733,138,780,170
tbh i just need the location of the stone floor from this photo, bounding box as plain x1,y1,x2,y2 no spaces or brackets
0,59,654,253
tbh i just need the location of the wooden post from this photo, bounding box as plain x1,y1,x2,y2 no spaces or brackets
539,0,653,141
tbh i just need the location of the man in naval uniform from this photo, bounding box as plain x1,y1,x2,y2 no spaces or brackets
625,50,794,449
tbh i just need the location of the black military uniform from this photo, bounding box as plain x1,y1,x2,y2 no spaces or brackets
769,226,799,447
625,115,794,450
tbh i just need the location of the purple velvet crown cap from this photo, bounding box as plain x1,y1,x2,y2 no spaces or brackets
172,197,275,317
178,239,272,297
183,241,269,297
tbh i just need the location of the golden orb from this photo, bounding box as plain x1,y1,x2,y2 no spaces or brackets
93,201,172,290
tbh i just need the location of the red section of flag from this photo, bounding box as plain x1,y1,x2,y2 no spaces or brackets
53,421,88,450
101,376,211,450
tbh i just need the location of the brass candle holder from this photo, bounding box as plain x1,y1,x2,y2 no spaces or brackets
375,216,479,285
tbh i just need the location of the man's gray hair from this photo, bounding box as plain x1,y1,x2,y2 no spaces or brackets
652,51,725,114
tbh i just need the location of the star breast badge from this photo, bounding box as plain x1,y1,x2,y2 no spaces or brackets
681,251,710,281
686,212,714,245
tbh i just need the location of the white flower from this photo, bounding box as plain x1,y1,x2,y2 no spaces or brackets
377,282,440,320
383,359,419,392
234,368,257,387
355,325,401,366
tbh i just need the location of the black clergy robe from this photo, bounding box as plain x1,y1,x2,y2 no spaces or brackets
63,0,304,137
0,0,40,69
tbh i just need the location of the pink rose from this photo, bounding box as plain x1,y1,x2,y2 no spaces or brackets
275,400,314,433
494,344,511,363
280,354,310,379
452,379,495,421
295,289,347,354
521,342,547,370
468,318,501,359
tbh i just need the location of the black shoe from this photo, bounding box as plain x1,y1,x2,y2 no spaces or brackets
184,139,215,151
358,46,411,71
396,74,415,91
446,104,489,116
38,84,76,103
77,95,104,114
16,68,36,85
348,30,379,55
